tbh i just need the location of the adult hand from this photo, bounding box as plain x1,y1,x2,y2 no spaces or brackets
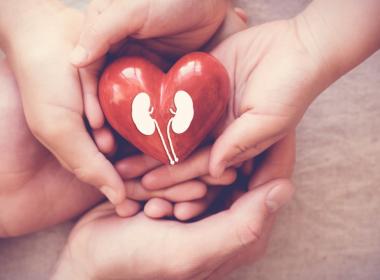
70,0,230,66
0,59,102,237
52,132,294,280
68,0,232,144
0,1,126,205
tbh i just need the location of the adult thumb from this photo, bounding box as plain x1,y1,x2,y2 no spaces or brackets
190,179,294,263
70,0,146,67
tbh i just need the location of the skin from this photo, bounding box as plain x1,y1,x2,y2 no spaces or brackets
132,0,380,191
0,58,228,236
0,2,249,236
52,133,295,280
0,0,232,208
207,0,380,176
0,58,101,237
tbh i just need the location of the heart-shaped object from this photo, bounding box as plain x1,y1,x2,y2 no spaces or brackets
99,52,230,165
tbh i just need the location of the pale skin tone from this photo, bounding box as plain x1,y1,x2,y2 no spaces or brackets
2,0,380,278
0,49,296,279
0,1,249,236
52,134,295,280
118,0,380,191
53,1,380,276
0,58,232,236
0,0,233,210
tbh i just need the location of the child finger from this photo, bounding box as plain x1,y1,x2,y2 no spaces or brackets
115,154,162,179
200,168,237,186
144,198,174,219
173,188,219,221
92,127,117,156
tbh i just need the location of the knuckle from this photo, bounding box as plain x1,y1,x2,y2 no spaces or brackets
85,23,101,40
28,114,67,142
73,152,105,185
236,223,262,249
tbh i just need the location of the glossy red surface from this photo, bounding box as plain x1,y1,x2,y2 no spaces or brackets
99,52,230,164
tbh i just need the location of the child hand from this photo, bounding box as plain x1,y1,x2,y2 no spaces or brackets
207,20,329,177
209,0,380,176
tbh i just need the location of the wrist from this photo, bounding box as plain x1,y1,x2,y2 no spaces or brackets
292,13,343,91
294,0,380,86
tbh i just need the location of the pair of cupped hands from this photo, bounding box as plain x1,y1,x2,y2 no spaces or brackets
0,0,331,278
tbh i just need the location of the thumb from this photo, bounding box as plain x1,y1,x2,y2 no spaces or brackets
33,114,127,206
190,179,294,263
70,0,147,66
209,107,291,177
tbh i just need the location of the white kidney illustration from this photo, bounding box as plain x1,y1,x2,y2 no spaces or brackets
131,92,156,136
132,92,175,165
167,90,194,163
170,90,194,134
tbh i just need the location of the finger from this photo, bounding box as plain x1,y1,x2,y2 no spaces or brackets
142,147,211,190
43,126,125,205
249,132,296,189
115,198,141,217
209,27,302,178
116,41,172,71
200,168,237,186
70,0,147,66
18,63,126,205
79,62,105,129
189,178,294,261
144,198,173,219
209,110,289,177
174,188,219,221
125,180,207,202
209,215,276,279
115,154,161,179
92,127,116,156
163,180,207,202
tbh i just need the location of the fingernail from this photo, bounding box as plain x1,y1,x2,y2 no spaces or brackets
70,46,88,65
100,185,119,205
265,184,292,213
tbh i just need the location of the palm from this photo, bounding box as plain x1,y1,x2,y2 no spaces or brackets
213,21,314,131
0,60,101,237
64,185,274,280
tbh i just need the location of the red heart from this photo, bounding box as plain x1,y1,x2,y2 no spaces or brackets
99,52,230,165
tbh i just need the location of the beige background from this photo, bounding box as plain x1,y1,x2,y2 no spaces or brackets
1,0,380,279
